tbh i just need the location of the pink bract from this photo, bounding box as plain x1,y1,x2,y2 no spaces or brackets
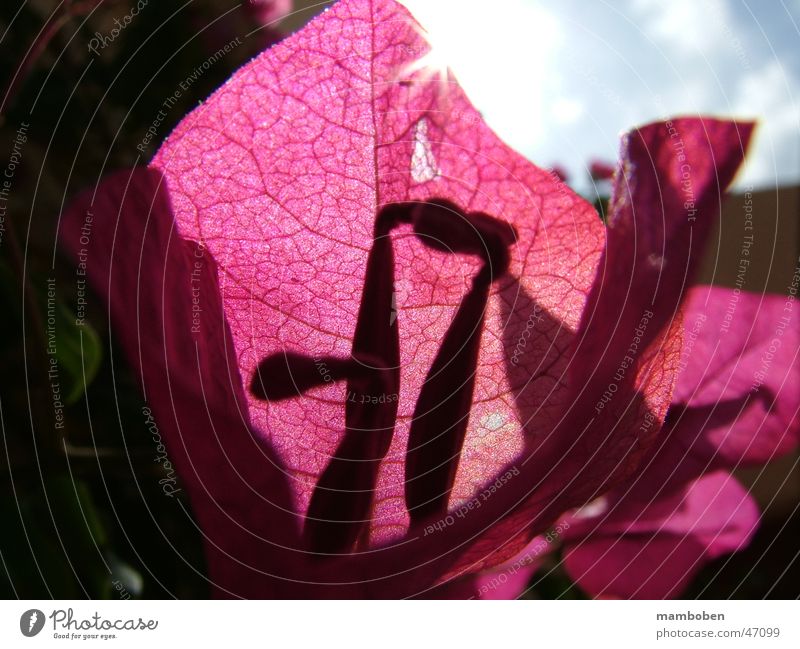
242,0,293,25
589,159,616,181
509,286,798,599
60,0,754,597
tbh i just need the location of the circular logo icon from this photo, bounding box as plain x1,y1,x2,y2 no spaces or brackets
20,609,45,637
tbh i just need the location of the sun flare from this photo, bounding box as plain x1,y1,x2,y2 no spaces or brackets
399,0,562,150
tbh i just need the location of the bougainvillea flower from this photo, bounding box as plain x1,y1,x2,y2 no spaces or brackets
466,285,798,599
560,471,759,598
242,0,294,25
60,0,755,598
247,0,293,24
668,286,800,470
548,165,570,184
197,0,293,55
589,159,616,181
556,286,799,598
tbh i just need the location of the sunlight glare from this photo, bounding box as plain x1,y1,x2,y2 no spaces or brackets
399,0,562,150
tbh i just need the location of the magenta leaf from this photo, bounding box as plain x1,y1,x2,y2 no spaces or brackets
553,283,797,599
243,0,293,25
149,0,605,563
549,165,570,183
671,285,800,467
562,472,758,599
603,285,799,508
589,160,615,181
60,0,753,597
574,119,754,398
59,169,307,597
428,542,544,600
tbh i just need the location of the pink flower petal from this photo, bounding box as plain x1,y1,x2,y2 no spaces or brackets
243,0,293,25
425,537,548,599
672,285,800,466
59,0,753,598
562,472,759,598
150,0,602,554
59,169,310,597
589,159,615,181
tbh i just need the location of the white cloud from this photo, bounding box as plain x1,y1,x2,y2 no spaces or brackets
398,0,798,189
731,60,800,187
630,0,733,56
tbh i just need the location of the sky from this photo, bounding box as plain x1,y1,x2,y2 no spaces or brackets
398,0,800,192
